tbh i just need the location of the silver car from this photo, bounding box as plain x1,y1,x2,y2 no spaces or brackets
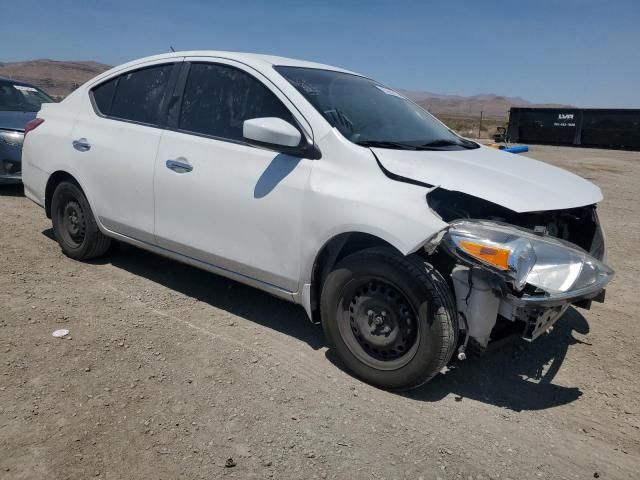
0,77,53,183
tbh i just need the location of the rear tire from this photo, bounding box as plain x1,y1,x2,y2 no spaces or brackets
51,181,111,260
321,247,457,390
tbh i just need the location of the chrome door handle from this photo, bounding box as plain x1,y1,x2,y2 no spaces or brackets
72,138,91,152
166,158,193,173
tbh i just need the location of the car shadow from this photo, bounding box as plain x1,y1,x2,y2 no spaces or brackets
0,184,24,197
253,153,301,199
41,232,588,411
399,307,589,411
93,239,325,350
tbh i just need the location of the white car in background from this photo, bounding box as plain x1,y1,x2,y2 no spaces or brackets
21,51,613,390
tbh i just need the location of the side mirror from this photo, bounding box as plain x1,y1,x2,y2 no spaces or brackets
243,117,302,148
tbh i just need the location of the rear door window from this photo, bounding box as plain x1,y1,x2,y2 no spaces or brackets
178,63,295,142
100,64,173,126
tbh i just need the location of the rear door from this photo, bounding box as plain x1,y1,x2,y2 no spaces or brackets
153,59,314,292
70,60,180,243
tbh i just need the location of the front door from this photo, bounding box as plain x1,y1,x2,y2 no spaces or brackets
153,60,313,292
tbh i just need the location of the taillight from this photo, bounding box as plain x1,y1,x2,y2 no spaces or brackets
24,118,44,137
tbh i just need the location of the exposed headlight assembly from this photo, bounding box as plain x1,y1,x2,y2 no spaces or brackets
443,220,614,303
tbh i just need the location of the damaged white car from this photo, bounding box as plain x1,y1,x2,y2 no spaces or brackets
22,52,614,390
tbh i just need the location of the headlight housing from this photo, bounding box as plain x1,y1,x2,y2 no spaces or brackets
443,220,614,301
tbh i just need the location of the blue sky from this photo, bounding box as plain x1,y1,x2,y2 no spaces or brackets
2,0,639,107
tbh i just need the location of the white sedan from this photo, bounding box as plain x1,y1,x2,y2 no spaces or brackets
21,51,613,389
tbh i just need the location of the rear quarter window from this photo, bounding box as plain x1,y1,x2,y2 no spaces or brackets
91,78,117,115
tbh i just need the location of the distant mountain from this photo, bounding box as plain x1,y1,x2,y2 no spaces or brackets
0,60,111,98
398,89,572,118
0,60,571,115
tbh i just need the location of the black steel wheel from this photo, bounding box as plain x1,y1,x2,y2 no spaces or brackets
340,278,419,370
58,198,86,248
51,181,111,260
321,247,458,390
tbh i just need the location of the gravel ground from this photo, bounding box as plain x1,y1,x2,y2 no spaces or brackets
1,145,639,479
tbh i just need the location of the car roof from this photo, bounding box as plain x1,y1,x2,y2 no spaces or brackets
0,76,38,87
113,51,361,76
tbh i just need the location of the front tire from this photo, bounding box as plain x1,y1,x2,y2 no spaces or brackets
321,248,458,390
51,181,111,260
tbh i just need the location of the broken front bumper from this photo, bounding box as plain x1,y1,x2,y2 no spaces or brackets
507,279,608,341
451,265,609,348
440,219,614,348
503,289,606,342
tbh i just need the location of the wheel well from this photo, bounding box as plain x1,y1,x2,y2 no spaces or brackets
309,232,401,322
44,171,78,218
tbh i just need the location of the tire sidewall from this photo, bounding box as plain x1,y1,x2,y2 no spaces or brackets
321,251,454,390
51,181,100,260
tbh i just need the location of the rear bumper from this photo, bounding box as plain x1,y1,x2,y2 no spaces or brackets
0,174,21,184
0,133,23,183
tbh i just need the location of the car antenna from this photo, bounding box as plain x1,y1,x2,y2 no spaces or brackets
169,46,175,52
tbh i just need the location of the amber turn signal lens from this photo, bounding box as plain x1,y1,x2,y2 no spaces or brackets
458,240,510,270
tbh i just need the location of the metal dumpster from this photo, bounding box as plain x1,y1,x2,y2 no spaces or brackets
507,108,640,150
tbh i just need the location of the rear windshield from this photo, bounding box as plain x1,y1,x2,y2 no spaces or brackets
0,81,53,112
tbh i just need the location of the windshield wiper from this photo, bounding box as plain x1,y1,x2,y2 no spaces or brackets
355,140,420,150
418,139,479,149
357,139,479,151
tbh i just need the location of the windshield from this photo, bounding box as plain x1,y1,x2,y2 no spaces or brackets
0,81,53,112
275,66,477,150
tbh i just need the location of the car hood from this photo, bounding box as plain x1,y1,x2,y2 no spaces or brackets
0,110,36,132
372,145,603,213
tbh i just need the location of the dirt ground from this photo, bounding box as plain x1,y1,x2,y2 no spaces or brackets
1,145,639,479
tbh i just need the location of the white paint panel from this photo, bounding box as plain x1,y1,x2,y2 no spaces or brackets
154,130,313,292
373,145,603,213
70,114,160,243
